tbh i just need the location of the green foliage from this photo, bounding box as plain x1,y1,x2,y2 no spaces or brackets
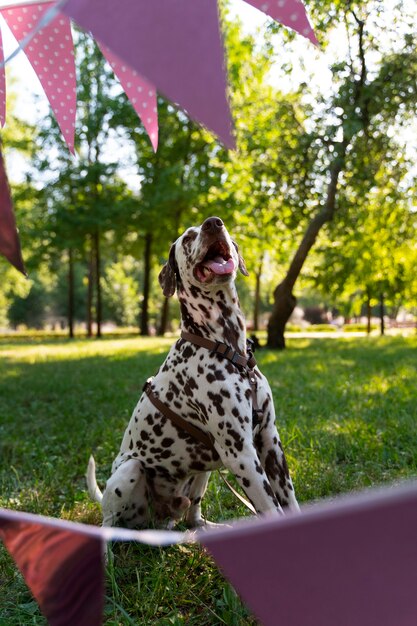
102,258,140,326
0,265,30,327
7,277,47,329
263,0,417,331
312,155,417,310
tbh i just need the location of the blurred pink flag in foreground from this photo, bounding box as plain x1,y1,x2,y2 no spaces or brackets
0,27,5,125
0,511,104,626
0,0,159,152
200,482,417,626
0,147,25,275
61,0,235,148
0,0,317,156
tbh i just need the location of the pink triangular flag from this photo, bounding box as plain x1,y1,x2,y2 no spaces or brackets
98,42,158,151
0,513,104,626
200,483,417,626
61,0,234,148
0,27,6,126
244,0,318,45
0,147,26,275
1,3,77,152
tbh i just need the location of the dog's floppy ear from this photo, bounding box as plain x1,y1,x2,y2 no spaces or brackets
232,240,249,276
158,243,178,297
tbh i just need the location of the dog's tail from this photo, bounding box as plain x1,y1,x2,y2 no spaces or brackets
86,455,103,503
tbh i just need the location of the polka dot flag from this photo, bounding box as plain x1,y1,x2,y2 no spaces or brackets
1,2,77,153
245,0,318,45
98,42,158,152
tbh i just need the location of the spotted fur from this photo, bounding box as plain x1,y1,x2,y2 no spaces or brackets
87,216,299,528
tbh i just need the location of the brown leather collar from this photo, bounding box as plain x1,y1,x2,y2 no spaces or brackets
180,330,257,370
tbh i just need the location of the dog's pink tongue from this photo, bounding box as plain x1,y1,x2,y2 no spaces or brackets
204,256,235,275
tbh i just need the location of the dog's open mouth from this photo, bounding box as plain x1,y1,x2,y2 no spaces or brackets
194,240,235,283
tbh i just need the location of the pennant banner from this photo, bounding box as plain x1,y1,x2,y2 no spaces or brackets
0,0,160,151
60,0,235,149
0,146,25,274
0,2,77,152
0,0,317,265
0,516,104,626
2,482,417,625
98,42,159,152
0,0,317,154
200,482,417,626
0,25,5,125
244,0,318,45
0,507,190,626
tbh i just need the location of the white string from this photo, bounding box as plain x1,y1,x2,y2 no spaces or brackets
0,0,67,69
0,0,54,8
0,506,195,546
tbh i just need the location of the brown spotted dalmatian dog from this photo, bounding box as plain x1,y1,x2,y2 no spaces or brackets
87,216,299,528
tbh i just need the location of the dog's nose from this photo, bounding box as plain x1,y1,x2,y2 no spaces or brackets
202,217,224,233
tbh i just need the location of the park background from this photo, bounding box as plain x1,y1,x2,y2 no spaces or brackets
0,0,416,624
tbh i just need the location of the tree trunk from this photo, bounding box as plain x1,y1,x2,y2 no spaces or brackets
379,292,385,336
68,248,74,339
266,12,370,350
267,152,346,349
87,240,94,338
366,288,372,335
267,282,297,349
140,232,152,336
94,229,102,338
157,297,170,336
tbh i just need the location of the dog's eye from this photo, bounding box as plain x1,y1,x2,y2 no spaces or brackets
182,235,192,244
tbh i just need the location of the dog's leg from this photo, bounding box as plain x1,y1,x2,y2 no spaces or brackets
101,458,149,528
184,472,212,527
217,443,284,515
254,397,300,513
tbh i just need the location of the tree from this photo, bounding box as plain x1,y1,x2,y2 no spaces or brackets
315,145,417,327
102,258,140,326
265,0,417,347
31,31,137,336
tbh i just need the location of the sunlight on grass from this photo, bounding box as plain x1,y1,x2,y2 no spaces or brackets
0,336,174,363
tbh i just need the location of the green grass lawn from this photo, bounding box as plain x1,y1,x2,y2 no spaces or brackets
1,335,417,624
